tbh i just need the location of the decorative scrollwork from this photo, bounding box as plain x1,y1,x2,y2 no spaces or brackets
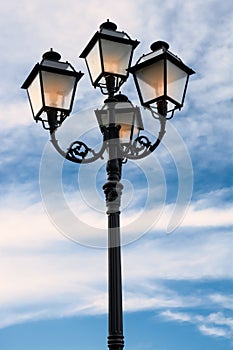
134,136,151,149
50,132,106,164
49,113,166,163
120,116,166,160
67,141,96,161
121,136,152,158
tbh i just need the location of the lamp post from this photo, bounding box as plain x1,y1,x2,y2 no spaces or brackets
22,20,195,350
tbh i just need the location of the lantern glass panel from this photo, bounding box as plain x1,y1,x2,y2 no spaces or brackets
86,41,102,84
120,107,142,142
135,60,164,104
118,112,134,143
41,71,76,110
119,122,132,142
101,39,133,76
27,72,43,117
115,102,135,143
167,60,188,105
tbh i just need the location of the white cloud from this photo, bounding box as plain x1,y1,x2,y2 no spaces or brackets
161,310,191,322
209,294,233,311
0,198,231,329
124,289,201,313
198,324,228,338
180,206,233,228
0,102,32,129
0,192,232,328
205,313,233,328
161,310,233,339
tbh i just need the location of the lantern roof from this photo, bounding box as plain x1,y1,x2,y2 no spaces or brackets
79,20,139,59
21,49,82,91
130,41,195,76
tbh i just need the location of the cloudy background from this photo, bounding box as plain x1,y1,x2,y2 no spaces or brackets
0,0,232,349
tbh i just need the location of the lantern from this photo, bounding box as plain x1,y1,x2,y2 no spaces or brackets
129,41,195,115
21,49,83,128
80,20,139,94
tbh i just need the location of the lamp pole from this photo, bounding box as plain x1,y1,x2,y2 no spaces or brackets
103,103,124,350
22,20,194,350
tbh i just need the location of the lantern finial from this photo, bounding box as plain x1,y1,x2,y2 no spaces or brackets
100,19,117,31
114,93,129,102
42,49,61,61
150,41,169,52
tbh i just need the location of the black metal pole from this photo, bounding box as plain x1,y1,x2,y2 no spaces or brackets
105,180,124,350
103,102,124,350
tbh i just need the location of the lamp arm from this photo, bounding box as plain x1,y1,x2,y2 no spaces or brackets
149,115,166,152
50,131,106,164
120,116,166,160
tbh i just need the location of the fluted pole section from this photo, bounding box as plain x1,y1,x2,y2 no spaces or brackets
103,102,124,350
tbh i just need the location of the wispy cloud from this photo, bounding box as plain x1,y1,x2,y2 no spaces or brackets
161,310,233,339
0,188,232,329
209,294,233,311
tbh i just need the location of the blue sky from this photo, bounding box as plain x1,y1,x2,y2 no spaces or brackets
0,0,233,350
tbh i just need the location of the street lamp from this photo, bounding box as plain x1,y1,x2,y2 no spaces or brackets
21,49,84,132
129,40,195,118
22,20,195,350
80,19,139,96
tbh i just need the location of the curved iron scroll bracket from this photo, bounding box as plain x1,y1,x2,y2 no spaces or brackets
120,116,166,160
50,132,106,164
49,115,166,163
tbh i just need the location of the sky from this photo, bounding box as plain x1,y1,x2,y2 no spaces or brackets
0,0,233,350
